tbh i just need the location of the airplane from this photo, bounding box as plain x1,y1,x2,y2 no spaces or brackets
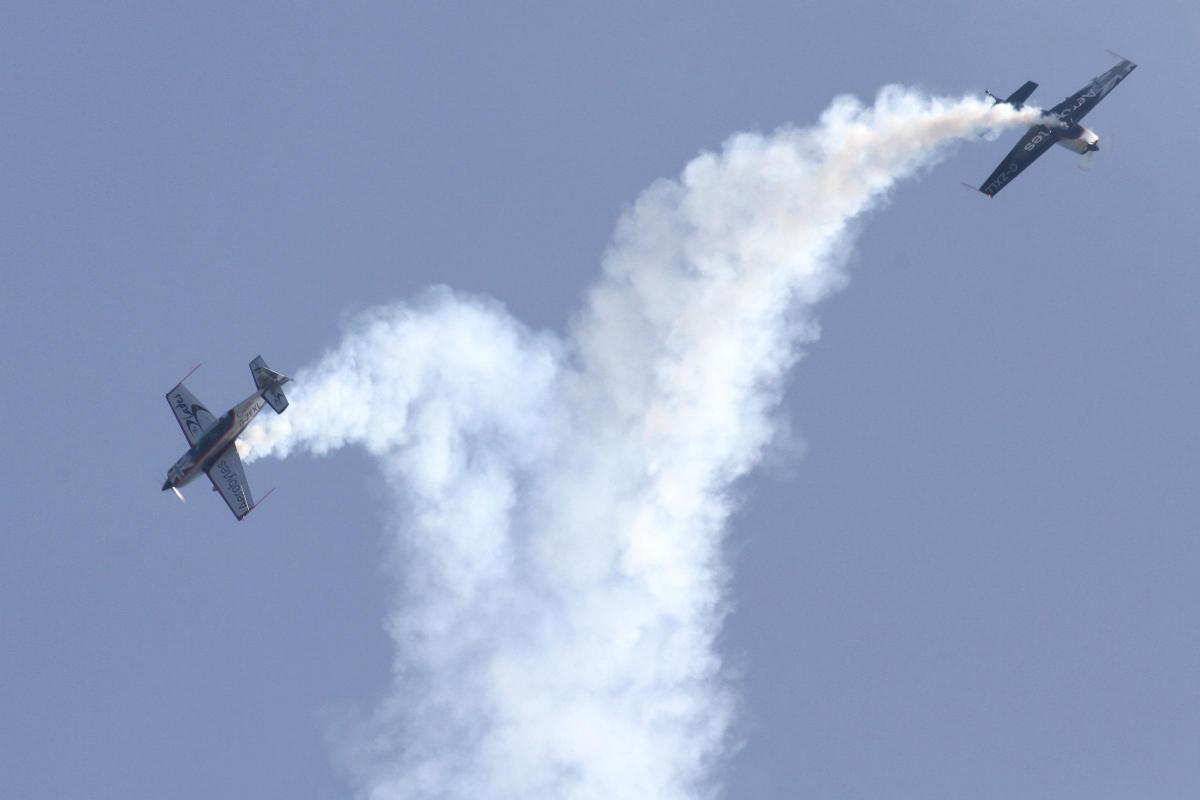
161,356,290,520
976,55,1136,197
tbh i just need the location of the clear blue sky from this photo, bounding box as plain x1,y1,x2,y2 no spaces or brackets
4,2,1198,797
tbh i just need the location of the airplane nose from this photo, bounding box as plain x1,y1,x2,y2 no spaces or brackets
162,478,172,491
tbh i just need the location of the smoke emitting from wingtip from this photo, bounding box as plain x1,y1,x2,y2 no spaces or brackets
240,88,1043,799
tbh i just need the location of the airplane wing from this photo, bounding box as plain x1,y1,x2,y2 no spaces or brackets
166,382,217,446
978,124,1058,197
206,444,255,520
1061,58,1137,126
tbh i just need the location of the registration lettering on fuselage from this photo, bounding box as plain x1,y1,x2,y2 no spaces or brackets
235,397,266,431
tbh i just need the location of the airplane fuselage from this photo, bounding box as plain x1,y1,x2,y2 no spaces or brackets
163,391,268,490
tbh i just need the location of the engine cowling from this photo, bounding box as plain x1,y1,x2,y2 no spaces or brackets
1056,124,1100,154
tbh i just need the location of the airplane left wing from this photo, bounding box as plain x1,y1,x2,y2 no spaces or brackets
166,382,217,446
979,124,1058,196
207,445,255,520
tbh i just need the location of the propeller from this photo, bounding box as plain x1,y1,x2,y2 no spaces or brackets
1077,132,1113,172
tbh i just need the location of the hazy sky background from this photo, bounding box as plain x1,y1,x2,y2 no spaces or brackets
4,2,1198,798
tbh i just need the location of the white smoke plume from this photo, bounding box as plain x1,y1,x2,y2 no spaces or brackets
240,88,1045,799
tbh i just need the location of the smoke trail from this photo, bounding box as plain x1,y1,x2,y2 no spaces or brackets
241,88,1045,799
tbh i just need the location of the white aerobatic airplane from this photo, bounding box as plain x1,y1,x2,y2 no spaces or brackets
161,356,290,520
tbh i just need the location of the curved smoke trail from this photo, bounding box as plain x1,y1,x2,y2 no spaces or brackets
240,88,1046,799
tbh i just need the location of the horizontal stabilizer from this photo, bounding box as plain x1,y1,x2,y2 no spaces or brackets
250,355,290,414
263,385,288,414
1003,81,1037,109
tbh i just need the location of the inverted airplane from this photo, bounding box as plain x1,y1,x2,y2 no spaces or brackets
977,55,1136,197
161,356,290,520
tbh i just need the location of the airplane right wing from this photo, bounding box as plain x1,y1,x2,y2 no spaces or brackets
166,382,217,446
978,124,1058,197
206,444,255,520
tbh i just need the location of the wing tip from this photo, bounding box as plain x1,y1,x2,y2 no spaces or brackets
165,363,203,397
238,487,277,521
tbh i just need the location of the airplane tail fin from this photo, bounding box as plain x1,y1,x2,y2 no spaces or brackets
250,355,290,414
987,80,1038,109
